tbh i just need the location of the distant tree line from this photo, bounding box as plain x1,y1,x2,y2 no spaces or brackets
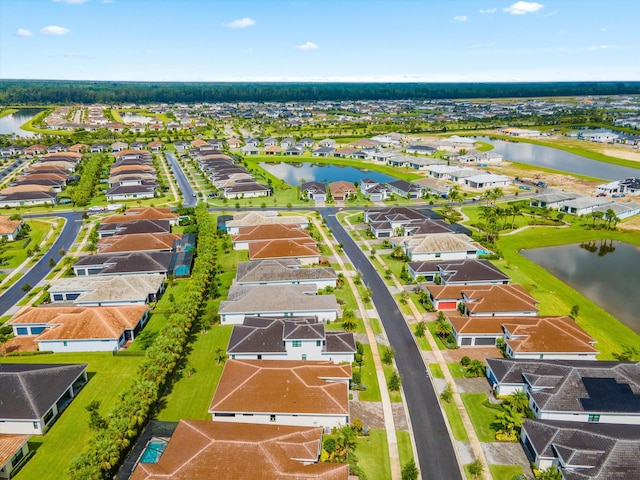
1,80,640,104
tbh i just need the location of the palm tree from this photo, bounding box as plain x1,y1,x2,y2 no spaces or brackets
506,389,529,414
493,403,524,439
435,316,452,340
509,203,523,229
468,459,484,479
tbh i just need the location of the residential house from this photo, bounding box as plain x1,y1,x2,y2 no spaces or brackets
48,274,165,306
263,145,282,155
224,211,309,234
100,207,179,226
592,201,640,220
90,143,109,153
0,191,58,208
561,196,614,216
129,420,349,480
235,259,337,289
0,434,31,479
529,190,578,210
464,173,511,189
0,364,88,435
248,238,321,265
425,283,538,314
111,141,128,152
97,219,170,239
408,259,510,284
231,224,311,250
8,305,150,353
226,138,242,149
318,139,337,148
208,360,351,428
219,284,339,325
412,177,451,198
620,177,640,195
521,419,640,479
228,316,356,363
300,181,327,202
312,146,335,157
73,251,174,277
329,181,357,201
447,313,598,358
240,145,259,156
485,358,640,424
0,217,23,241
406,144,437,155
394,232,480,261
221,181,270,199
386,180,422,199
96,233,181,254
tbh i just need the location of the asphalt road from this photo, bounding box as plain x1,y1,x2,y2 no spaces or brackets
164,152,196,207
0,211,84,316
323,209,462,480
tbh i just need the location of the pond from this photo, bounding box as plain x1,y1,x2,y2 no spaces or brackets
522,241,640,334
475,136,639,181
0,108,44,138
259,162,397,186
121,112,155,124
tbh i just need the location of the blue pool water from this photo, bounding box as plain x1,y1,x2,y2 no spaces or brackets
140,439,168,463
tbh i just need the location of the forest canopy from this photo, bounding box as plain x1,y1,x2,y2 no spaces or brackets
1,80,640,105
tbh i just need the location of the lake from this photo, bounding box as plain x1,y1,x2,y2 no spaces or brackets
121,112,155,124
475,136,639,181
259,162,397,185
0,108,44,138
522,241,640,334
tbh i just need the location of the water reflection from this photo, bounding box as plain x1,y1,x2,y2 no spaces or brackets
522,241,640,334
0,108,43,138
475,136,640,181
259,162,396,185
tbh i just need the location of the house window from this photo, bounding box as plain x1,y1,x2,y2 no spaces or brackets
63,341,68,347
435,253,441,258
588,414,600,422
10,448,25,468
302,354,307,361
316,340,322,347
43,409,54,425
33,422,39,430
270,415,276,422
292,340,302,348
16,327,28,335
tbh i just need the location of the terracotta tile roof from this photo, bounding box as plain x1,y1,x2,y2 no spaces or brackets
504,316,598,354
97,233,181,253
398,232,479,254
226,211,308,229
462,284,539,314
41,151,82,159
233,224,311,242
20,173,68,181
101,207,178,224
0,434,30,468
9,305,148,341
329,181,356,196
48,274,164,304
209,360,350,416
114,149,149,158
130,420,348,480
2,184,53,194
0,216,22,235
426,285,464,300
249,238,319,260
110,165,155,174
448,313,507,334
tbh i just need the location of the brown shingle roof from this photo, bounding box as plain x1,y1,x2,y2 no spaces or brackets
0,434,30,469
462,284,538,314
209,360,350,416
130,420,348,480
0,216,22,235
9,305,148,340
504,316,597,354
233,224,311,243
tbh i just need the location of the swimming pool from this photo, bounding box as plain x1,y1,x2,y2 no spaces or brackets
139,438,168,463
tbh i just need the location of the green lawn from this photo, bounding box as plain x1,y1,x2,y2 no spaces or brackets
429,363,444,378
461,393,499,442
396,430,415,469
156,325,233,421
1,219,50,269
0,352,144,479
490,464,525,480
442,398,470,442
448,363,466,378
357,343,382,402
378,345,402,402
427,322,448,350
369,317,383,334
356,429,391,480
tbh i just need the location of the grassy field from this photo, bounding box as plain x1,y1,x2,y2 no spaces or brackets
490,464,525,480
461,393,499,443
396,429,415,470
378,345,403,403
356,429,391,480
0,352,144,479
357,343,382,402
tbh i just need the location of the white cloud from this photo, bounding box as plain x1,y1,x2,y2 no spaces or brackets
52,0,88,4
297,41,319,51
454,15,468,22
480,8,497,14
225,17,255,28
40,25,71,35
503,2,544,15
16,29,32,37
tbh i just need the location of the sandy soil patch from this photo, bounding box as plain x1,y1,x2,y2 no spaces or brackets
601,147,640,162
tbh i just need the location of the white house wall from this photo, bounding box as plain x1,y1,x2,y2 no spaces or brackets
37,338,122,353
221,310,338,325
211,412,348,429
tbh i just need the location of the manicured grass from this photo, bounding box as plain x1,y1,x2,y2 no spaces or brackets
357,343,382,402
495,224,640,359
0,352,144,479
448,363,466,378
429,363,444,378
461,393,499,442
442,398,470,442
490,464,525,480
1,220,50,269
396,429,415,470
413,329,431,350
378,345,403,403
156,325,233,421
427,322,448,350
369,317,383,334
356,429,391,480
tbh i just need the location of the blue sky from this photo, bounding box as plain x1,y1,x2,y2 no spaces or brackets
1,0,638,82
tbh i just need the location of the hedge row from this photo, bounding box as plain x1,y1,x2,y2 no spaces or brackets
68,204,217,479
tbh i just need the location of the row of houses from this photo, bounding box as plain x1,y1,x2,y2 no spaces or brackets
105,150,159,202
530,189,640,219
0,151,82,208
127,210,356,478
5,208,194,354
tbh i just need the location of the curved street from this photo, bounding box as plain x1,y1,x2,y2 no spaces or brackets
164,152,196,207
0,211,84,315
323,209,462,480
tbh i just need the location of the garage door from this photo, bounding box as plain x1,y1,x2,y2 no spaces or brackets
438,301,457,310
475,337,497,346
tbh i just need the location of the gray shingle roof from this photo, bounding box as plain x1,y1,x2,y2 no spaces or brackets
0,364,87,420
73,251,173,275
219,284,338,315
235,259,336,285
